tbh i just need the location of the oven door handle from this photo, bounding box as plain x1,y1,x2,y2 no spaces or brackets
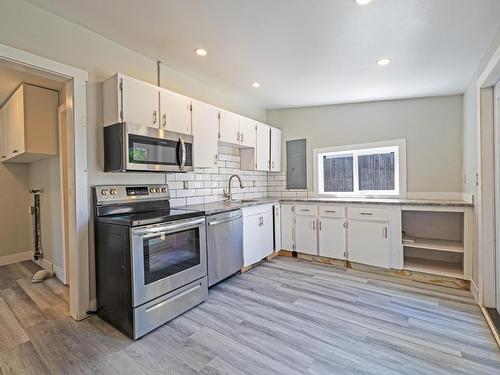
179,137,186,171
133,217,205,237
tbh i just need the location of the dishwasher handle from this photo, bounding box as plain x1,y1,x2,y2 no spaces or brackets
208,216,242,226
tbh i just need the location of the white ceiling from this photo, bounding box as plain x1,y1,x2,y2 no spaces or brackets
0,62,65,106
26,0,500,109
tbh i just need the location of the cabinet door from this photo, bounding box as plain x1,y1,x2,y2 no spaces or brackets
0,106,8,161
159,89,190,134
219,110,240,145
121,75,160,127
9,86,25,156
281,204,295,251
191,100,219,168
347,220,390,268
270,127,281,172
256,122,270,171
239,116,256,148
259,209,274,259
318,218,346,259
243,213,263,267
295,215,318,255
273,204,282,251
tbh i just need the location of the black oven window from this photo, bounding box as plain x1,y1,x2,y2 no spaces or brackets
143,228,200,284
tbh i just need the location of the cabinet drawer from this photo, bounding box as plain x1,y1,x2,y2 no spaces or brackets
319,205,345,218
242,203,273,217
295,204,317,216
347,206,390,221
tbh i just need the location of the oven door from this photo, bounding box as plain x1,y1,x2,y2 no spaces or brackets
131,217,206,307
125,123,193,172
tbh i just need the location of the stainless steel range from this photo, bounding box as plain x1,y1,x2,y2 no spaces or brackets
93,184,207,339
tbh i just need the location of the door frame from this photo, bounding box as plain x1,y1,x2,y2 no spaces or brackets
0,43,89,320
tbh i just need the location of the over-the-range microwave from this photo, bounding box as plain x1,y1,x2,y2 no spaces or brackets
104,123,193,173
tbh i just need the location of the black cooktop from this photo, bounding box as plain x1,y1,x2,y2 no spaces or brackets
95,208,205,227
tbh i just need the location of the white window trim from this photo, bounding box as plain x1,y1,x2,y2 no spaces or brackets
313,139,407,198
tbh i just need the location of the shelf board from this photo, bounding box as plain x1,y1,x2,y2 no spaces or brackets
402,237,464,253
404,257,464,278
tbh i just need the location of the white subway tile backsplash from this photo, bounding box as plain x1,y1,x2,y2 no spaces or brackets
186,196,204,205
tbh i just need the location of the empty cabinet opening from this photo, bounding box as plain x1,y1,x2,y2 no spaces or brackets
402,210,464,278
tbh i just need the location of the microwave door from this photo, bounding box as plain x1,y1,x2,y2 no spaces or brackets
127,134,180,172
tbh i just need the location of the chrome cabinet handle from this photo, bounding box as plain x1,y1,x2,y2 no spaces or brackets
241,132,244,143
360,212,373,216
214,154,218,165
312,220,316,230
383,226,388,238
179,137,186,171
162,113,166,127
272,161,275,168
319,221,322,231
325,210,336,213
237,131,240,142
152,110,157,125
300,209,310,212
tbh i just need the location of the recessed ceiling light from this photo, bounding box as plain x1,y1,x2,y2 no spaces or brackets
194,48,207,56
354,0,373,5
377,58,391,66
252,82,261,88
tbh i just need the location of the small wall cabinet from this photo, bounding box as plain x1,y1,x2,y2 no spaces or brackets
240,122,281,172
243,204,274,267
0,84,58,163
103,73,191,134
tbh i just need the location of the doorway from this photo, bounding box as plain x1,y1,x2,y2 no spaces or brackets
0,43,89,320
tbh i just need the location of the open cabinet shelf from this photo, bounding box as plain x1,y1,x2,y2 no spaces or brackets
402,210,465,279
402,237,464,253
404,256,464,279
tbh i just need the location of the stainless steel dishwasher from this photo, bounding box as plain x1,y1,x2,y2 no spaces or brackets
206,209,243,287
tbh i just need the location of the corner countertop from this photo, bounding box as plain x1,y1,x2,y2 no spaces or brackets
180,196,473,215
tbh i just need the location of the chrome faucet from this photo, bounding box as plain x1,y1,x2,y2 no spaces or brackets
223,175,244,201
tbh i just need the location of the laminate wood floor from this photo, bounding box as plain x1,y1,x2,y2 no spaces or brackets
0,257,498,375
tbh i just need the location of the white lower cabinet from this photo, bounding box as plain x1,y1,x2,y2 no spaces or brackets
243,205,274,267
318,217,346,259
280,204,295,251
295,215,318,255
273,204,282,251
347,220,390,268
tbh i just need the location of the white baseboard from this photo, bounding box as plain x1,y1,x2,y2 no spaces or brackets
0,251,32,266
406,192,463,200
53,265,66,285
471,279,480,303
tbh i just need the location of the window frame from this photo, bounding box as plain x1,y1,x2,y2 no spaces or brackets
314,139,407,198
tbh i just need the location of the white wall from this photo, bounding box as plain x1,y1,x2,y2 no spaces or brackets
28,156,64,274
0,163,31,258
267,95,463,195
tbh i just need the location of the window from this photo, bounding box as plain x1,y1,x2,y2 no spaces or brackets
314,140,406,197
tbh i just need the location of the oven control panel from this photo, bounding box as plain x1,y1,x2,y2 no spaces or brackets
95,184,170,203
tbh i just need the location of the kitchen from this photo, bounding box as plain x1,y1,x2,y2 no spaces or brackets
0,0,500,374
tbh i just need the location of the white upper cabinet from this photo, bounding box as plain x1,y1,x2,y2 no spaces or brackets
256,122,271,171
219,110,240,144
270,127,281,172
159,89,191,134
191,100,219,168
1,84,58,163
219,112,256,148
239,116,256,148
103,73,160,127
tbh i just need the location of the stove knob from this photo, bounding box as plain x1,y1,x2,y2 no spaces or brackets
161,188,167,193
155,188,161,193
110,189,117,195
101,189,108,196
149,188,155,193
